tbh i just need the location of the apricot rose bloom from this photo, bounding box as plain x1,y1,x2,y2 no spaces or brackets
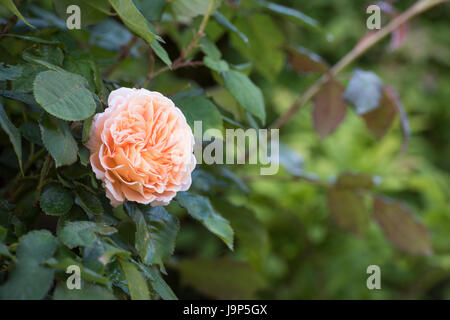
86,88,196,207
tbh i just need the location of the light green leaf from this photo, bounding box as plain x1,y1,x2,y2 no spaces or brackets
173,94,223,136
109,0,158,45
0,100,22,173
40,184,74,216
34,70,96,121
125,203,179,268
138,263,178,300
203,56,229,72
222,70,265,124
199,36,222,60
0,0,35,28
59,221,117,249
176,192,234,250
119,259,150,300
39,113,78,167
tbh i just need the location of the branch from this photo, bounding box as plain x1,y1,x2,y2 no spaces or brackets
145,0,215,86
269,0,449,130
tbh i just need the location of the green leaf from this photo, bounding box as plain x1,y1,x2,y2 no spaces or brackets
125,203,179,268
176,257,265,299
151,40,172,68
253,0,320,30
75,189,104,215
214,12,248,44
109,0,158,45
326,188,369,236
138,263,178,300
373,196,432,255
0,0,35,28
53,282,116,300
45,257,110,285
39,113,78,167
119,259,150,300
203,56,229,72
34,70,96,121
40,184,74,216
133,0,166,21
313,78,346,139
0,63,23,81
0,230,59,300
173,95,223,136
223,70,265,124
344,69,384,115
20,121,43,146
199,36,222,60
229,14,284,81
172,0,221,22
59,221,117,249
54,0,109,26
0,99,22,173
176,192,234,250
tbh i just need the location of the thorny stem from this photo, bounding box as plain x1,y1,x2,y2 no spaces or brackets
269,0,449,130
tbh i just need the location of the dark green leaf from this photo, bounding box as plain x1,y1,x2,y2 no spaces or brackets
0,100,22,173
203,56,229,72
75,189,104,215
176,192,234,250
40,184,74,216
53,281,116,300
214,11,248,44
0,63,22,81
253,0,320,30
223,70,265,124
139,263,178,300
39,113,78,167
125,203,179,268
0,0,35,28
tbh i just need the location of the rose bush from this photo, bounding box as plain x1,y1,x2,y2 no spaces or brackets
0,0,448,301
